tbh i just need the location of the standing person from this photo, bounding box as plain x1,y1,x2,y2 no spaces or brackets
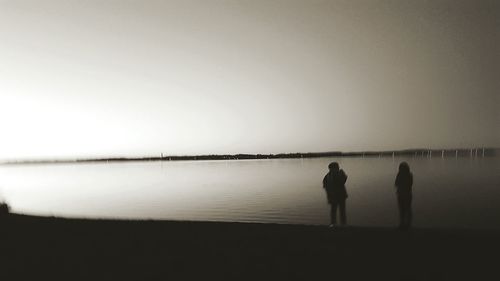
323,162,348,228
395,162,413,230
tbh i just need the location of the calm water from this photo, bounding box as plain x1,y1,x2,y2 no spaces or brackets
0,157,499,229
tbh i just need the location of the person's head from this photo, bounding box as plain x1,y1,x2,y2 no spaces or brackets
328,162,340,172
398,162,410,173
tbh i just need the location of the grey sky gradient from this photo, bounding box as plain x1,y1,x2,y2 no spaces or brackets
0,0,498,159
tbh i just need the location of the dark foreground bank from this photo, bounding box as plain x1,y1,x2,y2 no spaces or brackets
0,214,498,280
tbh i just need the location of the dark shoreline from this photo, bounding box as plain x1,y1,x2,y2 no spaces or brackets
1,213,498,280
3,147,497,165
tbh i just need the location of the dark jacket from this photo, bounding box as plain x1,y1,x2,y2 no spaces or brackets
395,172,413,196
323,170,348,203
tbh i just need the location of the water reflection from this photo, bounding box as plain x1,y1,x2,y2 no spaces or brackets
0,157,499,229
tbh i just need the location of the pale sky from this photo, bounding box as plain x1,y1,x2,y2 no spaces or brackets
0,0,498,160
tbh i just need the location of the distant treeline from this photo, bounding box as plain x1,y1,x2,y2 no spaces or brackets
81,148,497,163
4,148,497,165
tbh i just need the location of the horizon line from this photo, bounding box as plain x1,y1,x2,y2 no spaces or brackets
2,147,498,165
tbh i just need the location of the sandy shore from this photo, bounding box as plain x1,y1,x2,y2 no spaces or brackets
0,214,498,280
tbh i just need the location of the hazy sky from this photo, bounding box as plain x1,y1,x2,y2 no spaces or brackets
0,0,498,159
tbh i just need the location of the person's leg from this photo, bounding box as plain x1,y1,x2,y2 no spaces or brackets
330,202,338,225
406,195,413,228
339,199,347,225
397,195,405,228
400,195,411,229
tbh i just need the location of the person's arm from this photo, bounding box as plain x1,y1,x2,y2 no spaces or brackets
323,175,327,188
340,170,347,184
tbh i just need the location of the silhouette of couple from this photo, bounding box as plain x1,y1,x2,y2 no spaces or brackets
322,161,413,230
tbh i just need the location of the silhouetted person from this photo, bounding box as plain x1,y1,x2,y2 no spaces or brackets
395,162,413,230
323,162,348,227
